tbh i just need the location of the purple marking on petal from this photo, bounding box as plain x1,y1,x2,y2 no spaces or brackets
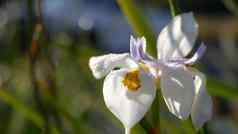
184,43,206,65
166,43,206,66
138,40,150,60
130,36,154,62
130,36,140,60
130,36,135,57
135,38,142,60
168,59,186,64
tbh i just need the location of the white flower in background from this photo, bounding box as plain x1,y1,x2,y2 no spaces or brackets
154,12,212,130
89,12,212,133
89,36,157,134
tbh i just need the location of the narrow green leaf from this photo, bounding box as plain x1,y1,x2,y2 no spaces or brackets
160,118,182,134
168,0,181,17
181,118,196,134
207,77,238,99
151,90,161,128
0,90,44,128
131,124,147,134
198,128,205,134
116,0,157,57
223,0,238,16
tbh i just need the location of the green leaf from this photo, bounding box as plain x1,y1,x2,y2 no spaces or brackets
116,0,157,57
223,0,238,16
207,77,238,99
168,0,181,17
131,124,148,134
151,90,161,128
181,118,196,134
0,90,44,128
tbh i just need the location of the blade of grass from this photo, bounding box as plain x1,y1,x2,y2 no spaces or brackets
131,124,147,134
149,90,161,133
0,90,44,128
223,0,238,16
160,118,182,134
116,0,157,57
198,128,205,134
181,118,196,134
207,77,238,100
6,111,25,134
168,0,181,17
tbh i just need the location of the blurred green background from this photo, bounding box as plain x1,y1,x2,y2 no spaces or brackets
0,0,238,134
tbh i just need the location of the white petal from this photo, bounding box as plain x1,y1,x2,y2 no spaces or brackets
103,69,156,133
160,65,195,119
89,53,138,79
157,12,198,60
190,69,212,130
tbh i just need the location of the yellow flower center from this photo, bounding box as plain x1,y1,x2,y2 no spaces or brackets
122,70,141,91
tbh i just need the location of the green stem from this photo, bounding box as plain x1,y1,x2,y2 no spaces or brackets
207,77,238,100
181,118,196,134
198,124,209,134
131,124,147,134
198,128,205,134
168,0,181,17
150,90,161,133
116,0,157,57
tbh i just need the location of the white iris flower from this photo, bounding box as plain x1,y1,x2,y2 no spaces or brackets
89,12,212,134
89,37,157,134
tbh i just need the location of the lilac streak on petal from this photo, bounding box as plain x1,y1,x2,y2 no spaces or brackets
138,40,154,62
184,43,206,65
130,36,154,63
166,43,206,66
130,36,140,60
135,38,143,60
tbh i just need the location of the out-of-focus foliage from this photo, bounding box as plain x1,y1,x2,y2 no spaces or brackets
0,0,238,134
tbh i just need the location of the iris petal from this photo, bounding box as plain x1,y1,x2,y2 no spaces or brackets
160,65,195,119
157,12,198,61
103,69,156,133
190,69,212,130
89,53,138,79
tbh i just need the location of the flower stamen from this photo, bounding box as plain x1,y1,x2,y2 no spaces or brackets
122,70,141,91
